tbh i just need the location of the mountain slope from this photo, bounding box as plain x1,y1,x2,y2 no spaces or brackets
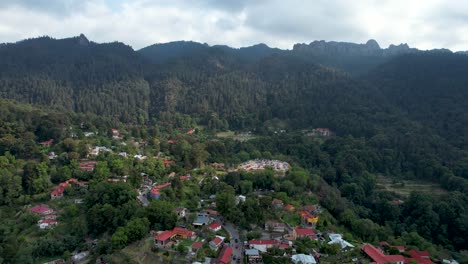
0,35,150,123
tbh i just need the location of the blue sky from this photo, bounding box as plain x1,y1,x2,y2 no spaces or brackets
0,0,467,51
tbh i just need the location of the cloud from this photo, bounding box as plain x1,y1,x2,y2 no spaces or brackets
0,0,467,51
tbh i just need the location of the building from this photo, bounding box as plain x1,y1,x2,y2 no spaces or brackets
293,228,317,240
362,244,405,264
174,207,187,219
284,204,295,212
265,221,286,233
51,187,65,199
291,254,317,264
248,240,280,253
154,230,174,248
209,222,222,232
297,210,319,227
38,219,58,229
150,182,171,199
191,241,204,253
408,250,433,264
245,249,261,262
272,199,284,209
30,205,54,215
193,213,212,226
328,234,354,250
209,236,224,251
79,161,97,171
213,245,232,264
39,139,54,146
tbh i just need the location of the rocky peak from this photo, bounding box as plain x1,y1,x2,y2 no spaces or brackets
78,34,89,46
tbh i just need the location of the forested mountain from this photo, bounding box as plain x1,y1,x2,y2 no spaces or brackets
0,35,149,123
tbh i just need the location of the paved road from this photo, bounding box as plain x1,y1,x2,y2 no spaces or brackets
224,222,243,262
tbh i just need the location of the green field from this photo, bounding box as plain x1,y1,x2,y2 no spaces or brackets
376,175,447,197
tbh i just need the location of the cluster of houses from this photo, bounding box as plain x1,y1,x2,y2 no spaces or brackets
30,204,58,229
50,178,88,200
239,159,290,173
305,128,334,137
362,243,434,264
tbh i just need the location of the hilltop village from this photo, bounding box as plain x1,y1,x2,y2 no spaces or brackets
0,121,455,264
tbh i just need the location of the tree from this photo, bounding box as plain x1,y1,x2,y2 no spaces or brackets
145,200,177,230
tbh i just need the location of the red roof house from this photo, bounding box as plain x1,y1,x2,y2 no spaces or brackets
209,237,224,251
294,228,317,240
408,250,433,264
187,129,195,135
362,244,405,264
154,231,174,248
215,245,232,264
39,139,54,146
209,222,222,232
172,227,195,240
191,241,203,252
51,187,65,199
284,204,295,212
30,205,54,215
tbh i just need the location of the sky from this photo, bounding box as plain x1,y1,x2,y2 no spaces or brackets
0,0,467,51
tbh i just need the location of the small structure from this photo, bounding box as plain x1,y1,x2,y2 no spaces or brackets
193,213,211,226
38,219,58,229
210,162,225,170
272,199,284,209
328,233,354,250
79,161,97,171
291,254,317,264
297,210,319,227
191,241,203,252
214,245,232,264
361,244,405,264
39,139,54,147
187,129,195,135
72,251,89,262
30,205,54,215
293,228,317,240
150,182,171,199
245,249,261,262
265,220,286,233
155,230,174,248
209,222,222,232
174,207,187,219
209,236,224,251
284,204,295,212
248,240,279,253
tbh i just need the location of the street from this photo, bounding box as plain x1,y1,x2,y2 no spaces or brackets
223,222,243,262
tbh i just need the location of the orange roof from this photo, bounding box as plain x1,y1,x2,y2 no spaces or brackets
212,237,223,246
218,246,232,264
295,228,315,236
209,222,222,230
285,204,295,211
192,241,203,250
51,187,65,196
249,239,278,245
155,230,174,241
362,244,405,264
151,182,172,195
173,227,194,237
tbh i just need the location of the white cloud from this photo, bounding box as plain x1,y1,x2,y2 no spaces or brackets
0,0,467,51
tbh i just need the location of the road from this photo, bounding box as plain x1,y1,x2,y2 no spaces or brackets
223,222,243,262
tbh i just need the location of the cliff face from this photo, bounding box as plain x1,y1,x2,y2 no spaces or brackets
292,39,418,57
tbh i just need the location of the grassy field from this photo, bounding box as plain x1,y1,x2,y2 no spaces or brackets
376,175,447,197
216,131,256,142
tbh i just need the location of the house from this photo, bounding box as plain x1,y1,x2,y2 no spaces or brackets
179,174,191,181
362,244,405,264
201,209,218,216
272,199,284,209
111,128,119,139
408,250,433,264
174,207,187,219
193,213,212,226
284,204,295,212
84,132,95,137
39,139,54,146
48,152,58,160
237,195,246,203
134,154,147,161
191,241,204,252
72,251,89,262
245,249,261,262
43,214,57,220
265,220,286,233
38,219,58,229
173,227,196,240
163,159,175,166
293,228,317,240
248,240,279,253
187,129,195,135
212,245,232,264
209,222,222,232
291,254,317,264
118,152,127,157
50,187,65,200
302,204,321,214
155,230,175,248
79,161,97,171
209,236,224,251
328,233,354,250
312,128,333,137
297,211,319,227
210,162,225,170
150,182,171,199
167,140,175,144
30,205,54,215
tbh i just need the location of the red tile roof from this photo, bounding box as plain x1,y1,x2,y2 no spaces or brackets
295,228,315,237
362,244,405,264
179,175,191,181
51,187,65,196
218,246,232,264
408,250,433,264
39,139,54,146
30,204,53,214
285,204,295,211
249,239,279,245
192,241,203,250
211,237,223,246
167,140,175,144
209,222,222,230
173,227,194,237
151,182,172,195
155,230,174,241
